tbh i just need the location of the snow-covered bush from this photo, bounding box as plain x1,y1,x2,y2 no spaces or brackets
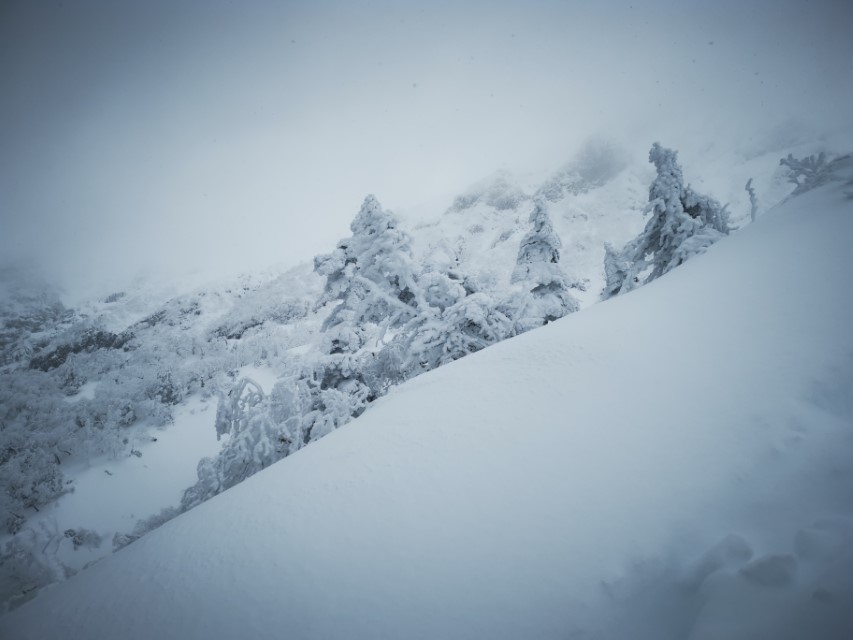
181,378,282,508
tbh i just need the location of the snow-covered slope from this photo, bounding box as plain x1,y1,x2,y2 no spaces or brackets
3,166,852,638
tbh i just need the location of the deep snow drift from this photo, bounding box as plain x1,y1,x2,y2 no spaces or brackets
3,176,853,638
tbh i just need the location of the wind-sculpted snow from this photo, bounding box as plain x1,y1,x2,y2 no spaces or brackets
2,160,852,639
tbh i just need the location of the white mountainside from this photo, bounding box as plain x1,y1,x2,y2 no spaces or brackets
3,162,851,638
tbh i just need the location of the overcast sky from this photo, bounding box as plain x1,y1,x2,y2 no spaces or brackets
2,0,851,298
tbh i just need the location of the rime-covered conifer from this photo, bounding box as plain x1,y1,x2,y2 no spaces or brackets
602,143,729,298
508,201,578,330
314,195,421,344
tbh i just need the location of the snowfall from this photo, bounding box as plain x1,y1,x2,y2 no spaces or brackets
2,161,852,638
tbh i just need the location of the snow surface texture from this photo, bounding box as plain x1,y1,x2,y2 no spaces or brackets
3,166,852,639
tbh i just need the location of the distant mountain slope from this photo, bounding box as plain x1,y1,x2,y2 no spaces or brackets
3,163,851,639
0,267,68,367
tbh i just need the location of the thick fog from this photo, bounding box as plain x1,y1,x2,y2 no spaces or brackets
2,0,851,299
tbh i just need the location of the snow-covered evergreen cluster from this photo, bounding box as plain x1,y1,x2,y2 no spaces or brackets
181,193,582,510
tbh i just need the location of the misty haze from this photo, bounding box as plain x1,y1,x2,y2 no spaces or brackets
2,1,853,638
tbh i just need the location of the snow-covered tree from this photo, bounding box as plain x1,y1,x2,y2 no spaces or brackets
601,242,632,300
602,143,730,298
506,201,579,331
314,195,422,339
311,195,425,421
182,374,314,510
181,378,280,508
779,152,831,195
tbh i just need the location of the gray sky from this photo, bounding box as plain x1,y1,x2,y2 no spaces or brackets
2,0,852,298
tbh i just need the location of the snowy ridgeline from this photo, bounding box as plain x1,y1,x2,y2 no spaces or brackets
0,137,847,611
1,146,852,639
